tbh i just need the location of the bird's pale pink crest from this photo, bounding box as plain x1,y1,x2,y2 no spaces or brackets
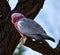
11,13,25,24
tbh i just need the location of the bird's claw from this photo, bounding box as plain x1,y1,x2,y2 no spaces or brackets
20,36,27,44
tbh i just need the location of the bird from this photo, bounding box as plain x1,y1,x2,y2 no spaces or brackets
11,13,55,44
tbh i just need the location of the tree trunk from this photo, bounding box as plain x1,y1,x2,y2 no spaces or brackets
0,0,60,55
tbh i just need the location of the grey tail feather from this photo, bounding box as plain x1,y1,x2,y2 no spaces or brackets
42,35,55,42
31,34,55,42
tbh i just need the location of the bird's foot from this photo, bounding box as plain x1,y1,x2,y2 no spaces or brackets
20,36,27,44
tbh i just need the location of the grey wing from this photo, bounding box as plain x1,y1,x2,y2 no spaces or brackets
17,18,47,40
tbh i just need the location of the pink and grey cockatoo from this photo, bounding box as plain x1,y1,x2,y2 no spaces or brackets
11,13,55,44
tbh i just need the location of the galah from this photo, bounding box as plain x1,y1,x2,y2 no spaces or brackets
11,13,55,44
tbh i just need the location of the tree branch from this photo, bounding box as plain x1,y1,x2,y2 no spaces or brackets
55,40,60,55
0,0,60,55
0,0,11,23
24,38,57,55
13,0,45,19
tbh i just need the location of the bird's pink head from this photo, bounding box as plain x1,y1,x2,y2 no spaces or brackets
11,13,25,24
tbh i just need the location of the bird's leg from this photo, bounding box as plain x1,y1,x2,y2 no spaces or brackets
20,36,27,44
20,33,27,44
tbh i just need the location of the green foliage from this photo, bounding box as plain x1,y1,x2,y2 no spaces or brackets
13,44,25,55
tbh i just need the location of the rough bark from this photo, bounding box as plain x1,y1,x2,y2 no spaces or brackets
0,0,60,55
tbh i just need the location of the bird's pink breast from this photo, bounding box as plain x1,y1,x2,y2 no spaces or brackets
15,22,19,30
14,22,22,35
